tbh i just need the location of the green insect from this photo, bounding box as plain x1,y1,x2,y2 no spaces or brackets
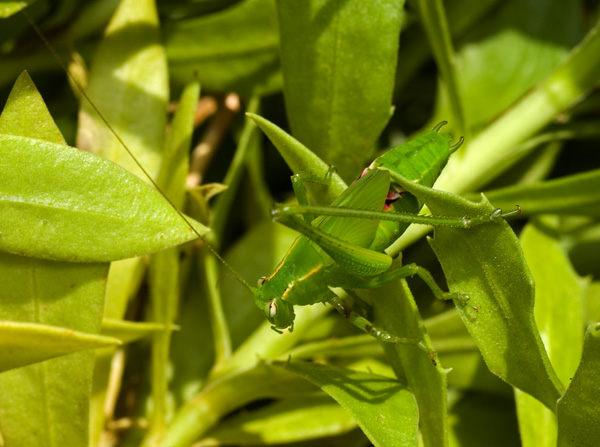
250,122,518,345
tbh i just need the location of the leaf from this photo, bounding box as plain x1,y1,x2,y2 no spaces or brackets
425,309,510,394
436,0,582,130
248,113,347,205
0,71,66,144
0,1,33,18
76,0,168,182
1,73,202,263
433,15,600,196
0,133,207,262
196,395,357,445
516,217,586,447
0,254,109,447
280,360,418,447
398,178,564,410
101,318,171,344
165,0,281,96
557,323,600,446
0,321,120,372
370,280,450,447
275,0,403,181
483,169,600,217
162,362,318,447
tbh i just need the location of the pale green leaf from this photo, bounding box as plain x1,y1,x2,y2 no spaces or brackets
77,0,168,182
0,134,207,262
556,324,600,446
0,71,66,144
516,217,586,447
248,113,347,205
0,321,120,373
0,255,108,447
0,1,33,18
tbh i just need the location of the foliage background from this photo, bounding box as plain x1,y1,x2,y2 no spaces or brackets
0,0,599,446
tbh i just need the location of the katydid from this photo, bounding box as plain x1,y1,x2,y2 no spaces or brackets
251,122,519,346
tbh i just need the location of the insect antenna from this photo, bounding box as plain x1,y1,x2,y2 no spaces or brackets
23,10,256,294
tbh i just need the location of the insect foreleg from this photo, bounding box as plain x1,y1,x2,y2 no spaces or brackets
324,290,428,351
291,167,344,206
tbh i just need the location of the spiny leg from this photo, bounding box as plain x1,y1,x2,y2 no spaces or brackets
325,290,431,354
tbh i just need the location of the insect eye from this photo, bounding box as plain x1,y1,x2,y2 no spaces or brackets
266,300,277,318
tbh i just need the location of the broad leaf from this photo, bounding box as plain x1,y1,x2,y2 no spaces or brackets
0,134,207,262
275,0,404,181
165,0,281,96
0,255,109,447
398,178,564,409
281,360,418,447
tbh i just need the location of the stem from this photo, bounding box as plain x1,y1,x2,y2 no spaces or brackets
391,19,600,252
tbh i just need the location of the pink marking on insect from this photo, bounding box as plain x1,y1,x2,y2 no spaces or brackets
384,189,403,210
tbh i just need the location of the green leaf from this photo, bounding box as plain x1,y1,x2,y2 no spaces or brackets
0,71,66,144
101,318,171,344
436,0,581,130
196,395,357,445
280,360,418,447
415,0,466,136
0,321,120,372
425,309,510,395
0,134,207,262
516,217,586,447
0,1,33,18
165,0,281,96
1,72,204,263
0,254,108,447
163,362,318,447
483,169,600,217
434,14,600,195
76,0,168,182
370,279,450,447
557,323,600,446
275,0,404,181
248,113,347,205
399,179,564,410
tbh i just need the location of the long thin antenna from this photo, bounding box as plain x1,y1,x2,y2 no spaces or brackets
22,10,255,292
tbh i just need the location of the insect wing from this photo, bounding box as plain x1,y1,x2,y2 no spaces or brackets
317,169,390,248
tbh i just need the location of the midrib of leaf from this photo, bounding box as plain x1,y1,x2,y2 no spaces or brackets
325,0,342,156
173,41,279,61
31,266,55,447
